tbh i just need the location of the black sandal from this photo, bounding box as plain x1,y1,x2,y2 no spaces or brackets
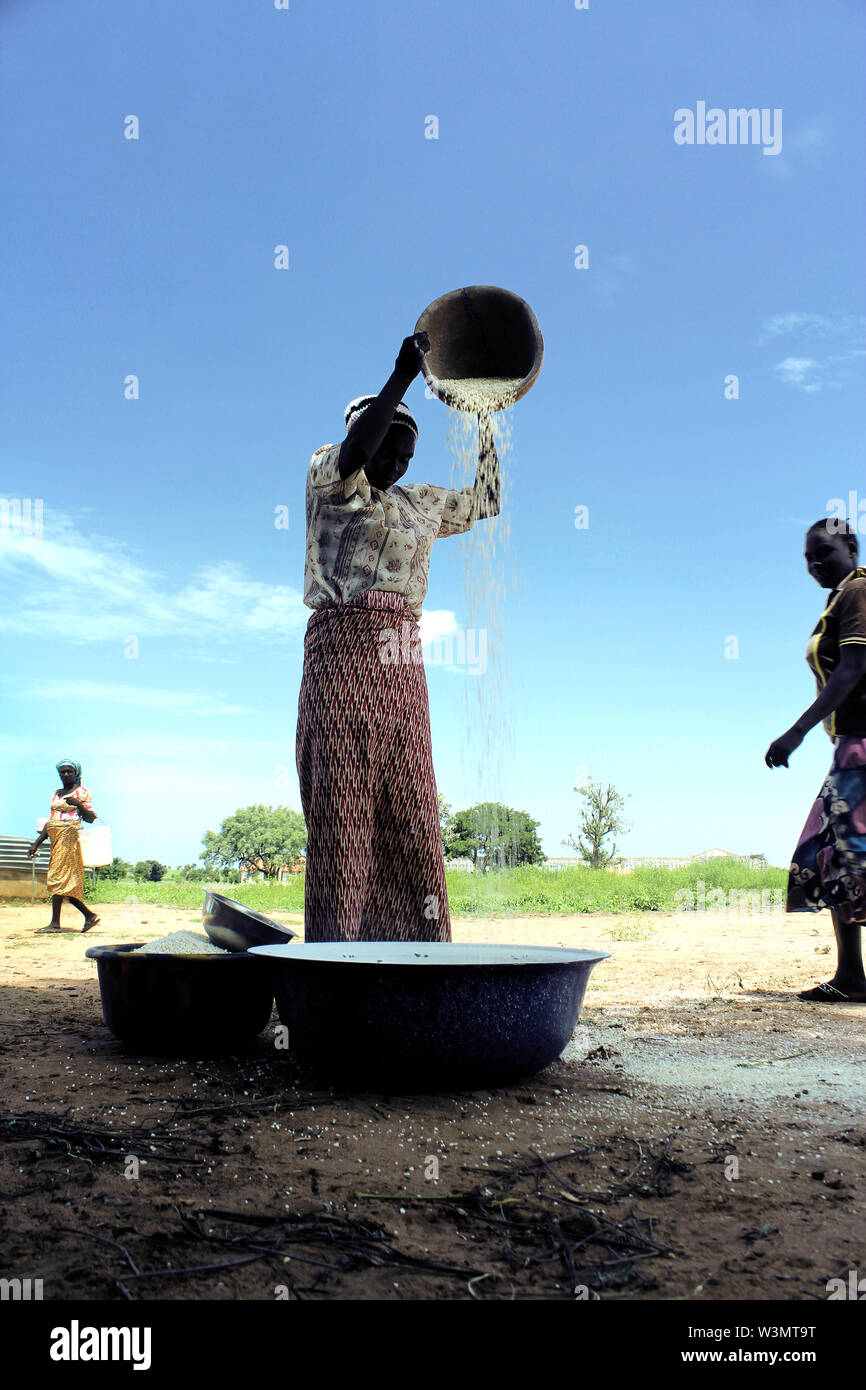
798,981,864,1003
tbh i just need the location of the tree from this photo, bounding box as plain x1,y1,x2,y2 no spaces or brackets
445,802,545,872
133,859,166,882
563,780,631,869
180,863,208,882
438,794,453,855
202,805,307,879
100,857,134,881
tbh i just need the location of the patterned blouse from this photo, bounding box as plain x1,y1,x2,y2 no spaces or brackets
303,443,477,620
49,786,95,824
806,567,866,738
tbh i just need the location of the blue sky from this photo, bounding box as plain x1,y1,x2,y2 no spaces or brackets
1,0,864,868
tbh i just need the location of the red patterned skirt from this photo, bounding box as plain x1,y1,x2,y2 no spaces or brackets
296,591,452,943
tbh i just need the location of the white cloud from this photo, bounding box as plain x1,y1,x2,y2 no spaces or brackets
419,609,459,644
24,681,251,716
759,311,865,344
759,312,865,393
774,356,821,390
0,511,308,643
760,312,834,340
0,731,293,761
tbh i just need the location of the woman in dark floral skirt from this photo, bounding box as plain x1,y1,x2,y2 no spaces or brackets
766,518,866,1002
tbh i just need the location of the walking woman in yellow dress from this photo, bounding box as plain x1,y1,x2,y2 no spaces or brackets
28,759,101,933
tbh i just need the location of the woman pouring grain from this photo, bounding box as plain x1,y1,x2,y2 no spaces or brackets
297,331,500,942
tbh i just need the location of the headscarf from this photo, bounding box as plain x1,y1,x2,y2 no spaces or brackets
344,396,418,439
56,758,82,781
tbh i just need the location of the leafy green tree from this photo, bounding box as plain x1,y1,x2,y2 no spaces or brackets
133,859,167,882
445,802,545,872
100,857,134,881
563,780,632,869
180,863,209,882
438,794,453,853
202,805,307,879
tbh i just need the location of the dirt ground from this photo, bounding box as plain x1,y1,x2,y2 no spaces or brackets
1,897,864,1302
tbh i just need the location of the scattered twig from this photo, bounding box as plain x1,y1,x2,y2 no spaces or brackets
124,1254,266,1281
467,1272,493,1298
54,1226,141,1277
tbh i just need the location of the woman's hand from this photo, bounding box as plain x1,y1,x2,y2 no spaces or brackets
765,726,805,768
27,841,39,858
395,332,430,378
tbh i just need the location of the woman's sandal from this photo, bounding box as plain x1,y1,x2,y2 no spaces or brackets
81,915,101,933
798,981,866,1003
36,925,62,934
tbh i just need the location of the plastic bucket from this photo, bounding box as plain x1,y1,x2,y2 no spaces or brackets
415,285,543,411
79,824,112,867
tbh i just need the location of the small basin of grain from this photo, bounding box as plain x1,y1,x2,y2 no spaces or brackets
85,942,274,1053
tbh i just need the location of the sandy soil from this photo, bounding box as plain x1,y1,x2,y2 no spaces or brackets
1,897,864,1302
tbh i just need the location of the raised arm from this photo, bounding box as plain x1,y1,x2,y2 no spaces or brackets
338,333,430,480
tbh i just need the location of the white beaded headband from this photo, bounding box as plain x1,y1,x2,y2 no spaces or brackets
344,396,418,439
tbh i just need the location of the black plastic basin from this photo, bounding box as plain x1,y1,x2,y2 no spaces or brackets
202,889,298,952
250,942,609,1091
85,943,274,1054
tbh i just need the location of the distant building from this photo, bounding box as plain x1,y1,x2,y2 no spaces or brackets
239,856,306,884
0,836,50,900
543,849,767,873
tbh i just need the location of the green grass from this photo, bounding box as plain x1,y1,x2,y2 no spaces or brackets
49,859,787,918
445,859,786,916
85,878,306,912
603,919,657,942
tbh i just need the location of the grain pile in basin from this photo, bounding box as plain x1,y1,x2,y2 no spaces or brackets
132,931,225,955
